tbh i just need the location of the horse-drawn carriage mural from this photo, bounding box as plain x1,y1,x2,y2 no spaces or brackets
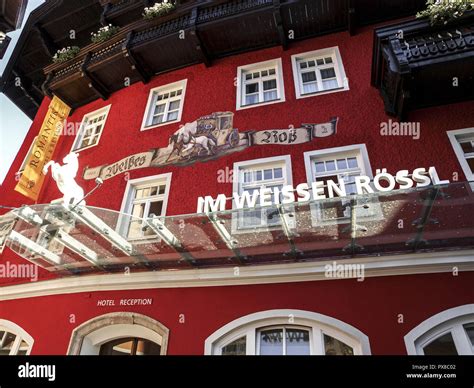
156,112,244,166
82,112,338,181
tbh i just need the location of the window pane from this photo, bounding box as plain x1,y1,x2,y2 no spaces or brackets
315,162,325,173
325,57,333,64
303,83,318,94
169,100,180,111
324,334,354,355
423,332,458,355
321,68,336,79
245,94,259,105
246,83,258,94
152,114,164,125
347,157,358,168
325,160,336,171
167,111,178,122
337,159,348,170
259,329,283,355
17,339,29,356
255,170,262,181
0,332,16,355
286,329,310,355
222,337,247,355
136,339,161,356
274,168,283,179
263,79,277,91
316,58,324,66
467,157,474,174
263,90,278,102
154,103,166,115
322,79,339,90
460,141,474,154
148,201,163,217
263,169,273,180
302,71,317,83
464,323,474,346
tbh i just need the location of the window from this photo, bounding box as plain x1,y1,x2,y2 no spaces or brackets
236,59,285,110
0,320,33,356
232,156,292,229
291,47,349,99
72,105,111,152
447,128,474,182
141,79,187,130
16,136,37,177
119,173,171,241
205,310,371,355
405,304,474,355
303,144,380,224
68,312,169,355
99,337,161,356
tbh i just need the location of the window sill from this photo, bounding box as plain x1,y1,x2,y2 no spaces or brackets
236,97,285,111
73,144,100,153
141,119,181,132
296,85,349,100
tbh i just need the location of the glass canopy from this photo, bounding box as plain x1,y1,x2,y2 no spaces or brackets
1,182,473,277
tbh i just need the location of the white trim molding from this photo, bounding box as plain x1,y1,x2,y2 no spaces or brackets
141,79,187,131
447,128,474,182
204,309,371,355
71,104,112,153
404,304,474,355
291,46,349,99
236,58,286,111
0,250,473,301
0,319,34,355
67,312,169,355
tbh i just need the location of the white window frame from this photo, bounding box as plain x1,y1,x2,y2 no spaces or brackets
16,136,37,176
447,128,474,182
204,309,371,355
0,319,34,356
232,155,293,232
71,105,111,153
303,144,381,225
291,46,349,99
404,304,474,355
118,173,172,242
141,79,187,131
236,58,285,111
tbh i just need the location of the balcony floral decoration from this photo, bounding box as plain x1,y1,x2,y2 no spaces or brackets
52,46,80,63
416,0,474,26
143,0,176,20
91,24,119,44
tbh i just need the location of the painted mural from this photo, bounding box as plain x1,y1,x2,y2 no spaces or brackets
83,112,338,181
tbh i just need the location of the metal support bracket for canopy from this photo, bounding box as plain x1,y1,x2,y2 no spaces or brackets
207,214,246,264
146,216,196,265
342,198,367,255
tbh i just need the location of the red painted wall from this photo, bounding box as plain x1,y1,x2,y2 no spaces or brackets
0,272,473,355
0,21,473,354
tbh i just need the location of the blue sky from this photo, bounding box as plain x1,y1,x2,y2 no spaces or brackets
0,0,44,186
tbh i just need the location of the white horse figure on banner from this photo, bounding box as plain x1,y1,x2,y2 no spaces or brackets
42,152,85,206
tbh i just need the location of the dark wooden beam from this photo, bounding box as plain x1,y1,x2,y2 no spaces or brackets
34,23,59,57
122,31,151,83
273,0,288,49
12,69,41,108
41,72,54,98
348,0,356,36
189,6,211,67
81,53,110,101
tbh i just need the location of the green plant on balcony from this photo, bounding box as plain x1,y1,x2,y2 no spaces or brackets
52,46,81,63
416,0,474,26
143,1,176,20
91,24,120,44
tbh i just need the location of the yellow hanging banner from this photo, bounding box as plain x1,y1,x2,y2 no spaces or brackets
14,96,71,201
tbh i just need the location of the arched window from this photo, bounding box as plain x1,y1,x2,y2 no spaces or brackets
205,310,371,355
67,312,169,355
405,304,474,355
0,319,33,356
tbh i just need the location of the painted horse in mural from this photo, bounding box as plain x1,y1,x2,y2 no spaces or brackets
42,152,85,206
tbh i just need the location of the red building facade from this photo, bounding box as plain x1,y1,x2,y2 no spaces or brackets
0,0,473,356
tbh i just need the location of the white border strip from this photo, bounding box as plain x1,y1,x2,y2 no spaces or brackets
0,250,473,301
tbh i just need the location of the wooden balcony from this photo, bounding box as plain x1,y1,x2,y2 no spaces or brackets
372,12,474,119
